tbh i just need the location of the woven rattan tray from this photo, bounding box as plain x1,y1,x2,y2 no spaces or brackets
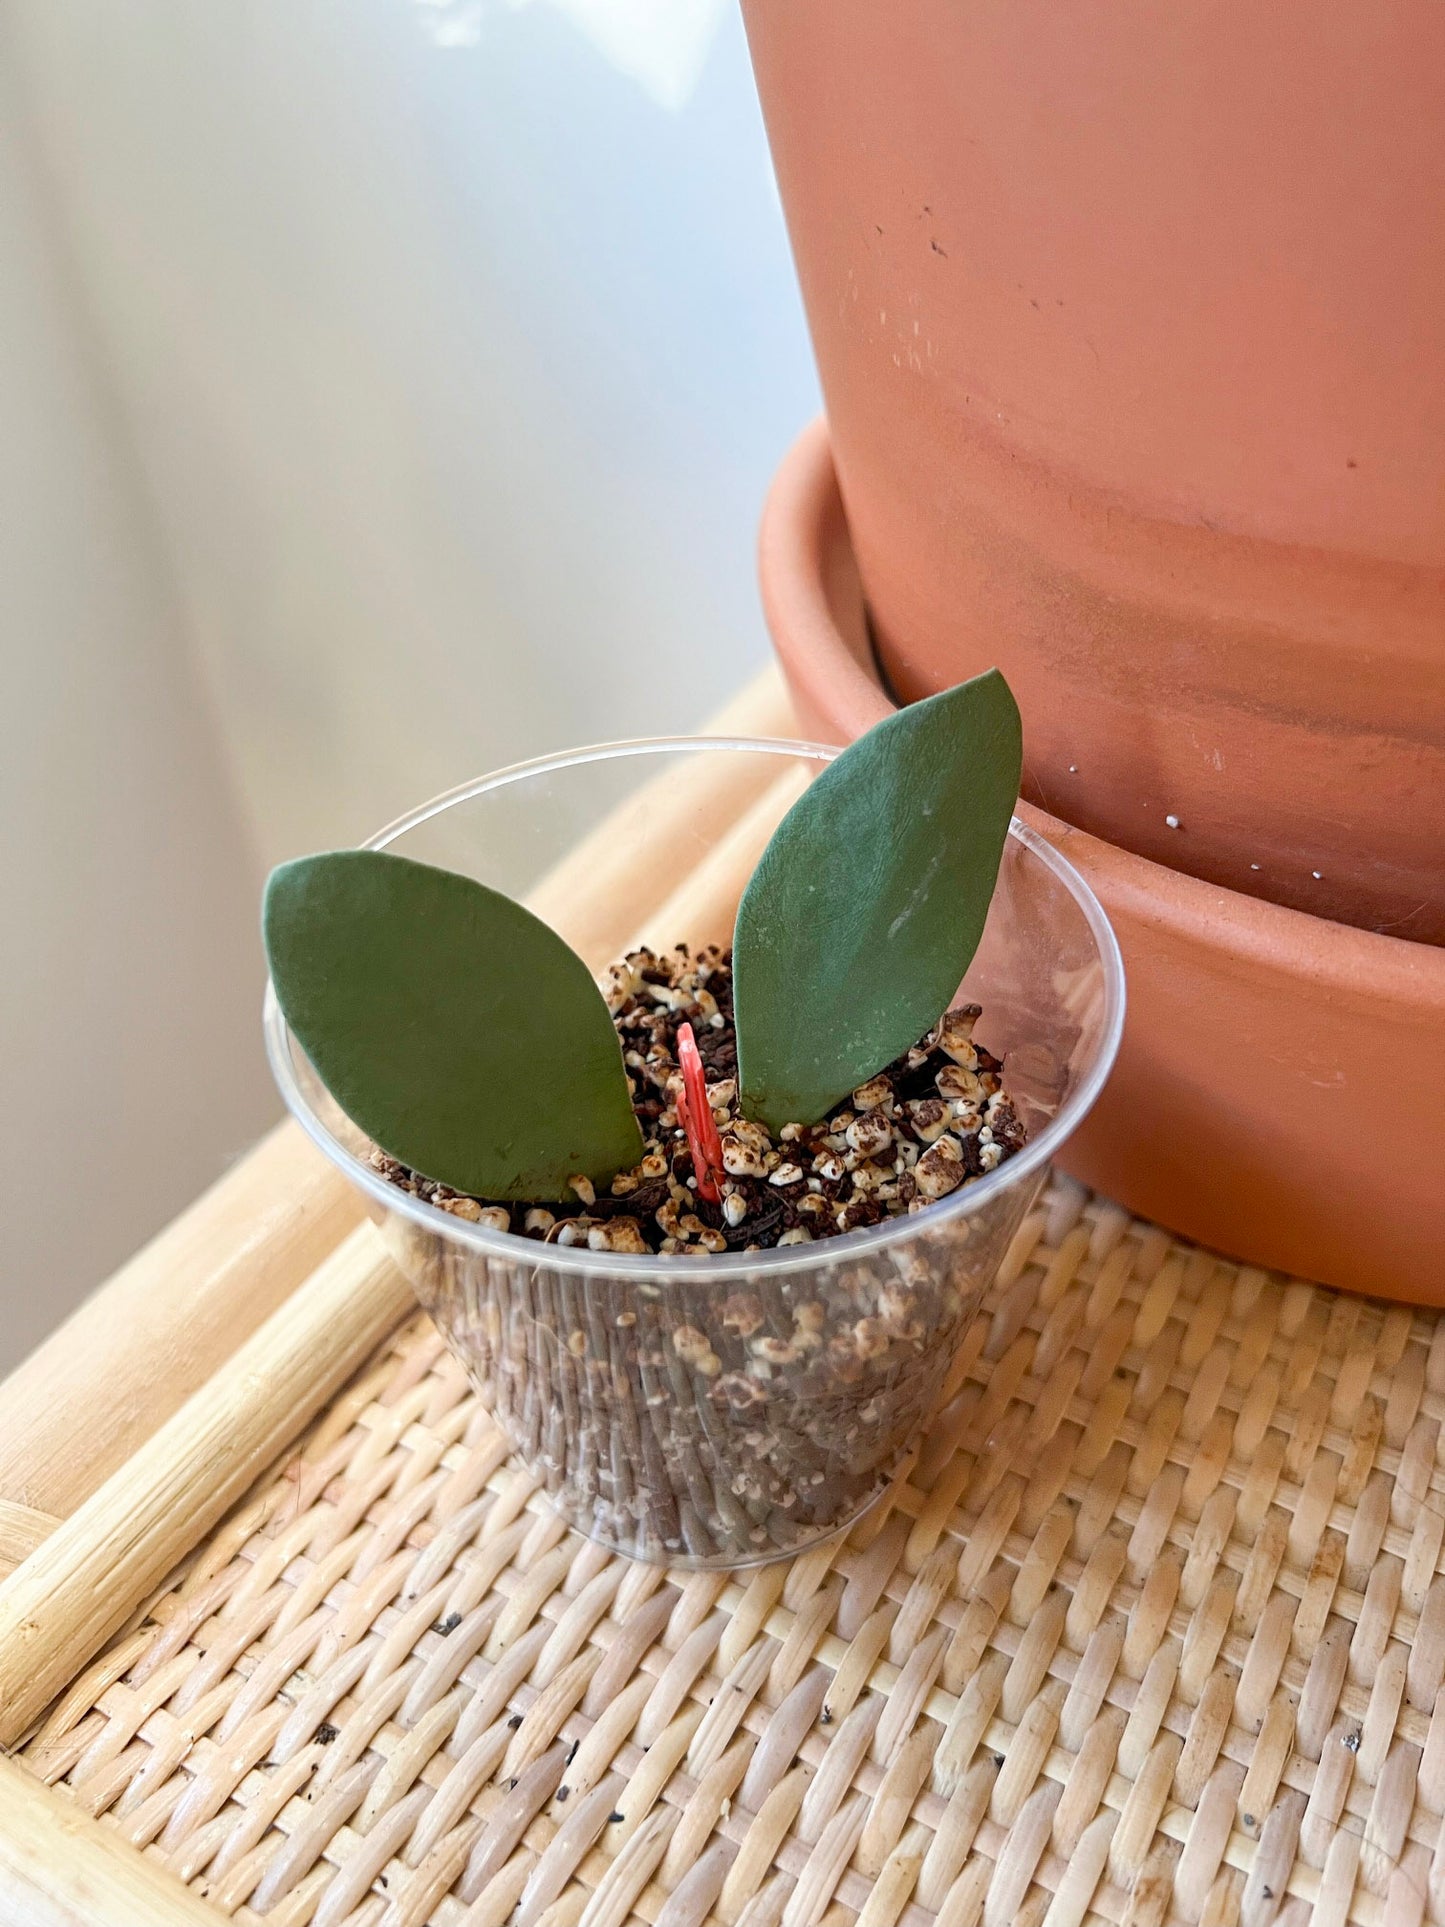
2,675,1440,1927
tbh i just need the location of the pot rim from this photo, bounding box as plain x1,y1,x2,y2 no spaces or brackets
762,417,1445,1009
264,732,1125,1282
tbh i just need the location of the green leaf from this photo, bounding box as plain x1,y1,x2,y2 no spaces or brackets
264,850,643,1199
733,670,1022,1132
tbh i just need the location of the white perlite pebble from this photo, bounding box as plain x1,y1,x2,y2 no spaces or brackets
914,1136,966,1199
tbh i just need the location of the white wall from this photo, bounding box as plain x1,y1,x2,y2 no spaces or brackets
0,1,817,1367
0,46,278,1366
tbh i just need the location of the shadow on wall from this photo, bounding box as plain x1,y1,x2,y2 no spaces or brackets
0,0,818,1366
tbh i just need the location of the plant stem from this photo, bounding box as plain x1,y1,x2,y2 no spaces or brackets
676,1021,724,1203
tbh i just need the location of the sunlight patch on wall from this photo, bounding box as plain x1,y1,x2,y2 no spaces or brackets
412,0,728,110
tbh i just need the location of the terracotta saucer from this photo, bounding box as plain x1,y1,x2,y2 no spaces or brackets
760,420,1445,1302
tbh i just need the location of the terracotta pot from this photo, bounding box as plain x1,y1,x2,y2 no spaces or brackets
741,0,1445,942
761,422,1445,1302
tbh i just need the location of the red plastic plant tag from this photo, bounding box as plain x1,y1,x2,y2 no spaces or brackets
676,1020,725,1204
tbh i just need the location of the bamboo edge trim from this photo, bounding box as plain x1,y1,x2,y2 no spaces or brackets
0,1121,361,1524
0,1225,414,1748
0,1753,221,1927
0,1502,59,1578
